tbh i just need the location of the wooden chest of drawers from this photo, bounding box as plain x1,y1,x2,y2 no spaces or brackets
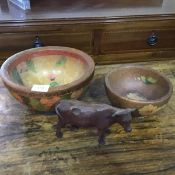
0,15,175,65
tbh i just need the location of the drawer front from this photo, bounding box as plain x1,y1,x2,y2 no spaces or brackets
0,31,92,55
100,29,175,54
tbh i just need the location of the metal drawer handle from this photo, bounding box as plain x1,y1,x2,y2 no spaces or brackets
33,36,44,48
147,33,158,46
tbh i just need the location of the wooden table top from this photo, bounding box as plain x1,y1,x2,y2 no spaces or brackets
0,60,175,175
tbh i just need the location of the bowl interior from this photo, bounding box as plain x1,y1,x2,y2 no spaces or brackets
9,49,86,88
107,67,171,102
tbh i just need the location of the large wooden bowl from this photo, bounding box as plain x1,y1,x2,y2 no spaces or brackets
105,66,173,116
1,46,95,112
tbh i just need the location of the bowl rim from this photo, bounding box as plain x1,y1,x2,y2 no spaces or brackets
105,65,173,105
1,46,95,96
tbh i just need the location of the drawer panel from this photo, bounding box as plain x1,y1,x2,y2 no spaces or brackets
100,29,175,54
0,31,92,54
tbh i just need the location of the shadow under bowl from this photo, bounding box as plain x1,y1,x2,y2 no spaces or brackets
105,66,173,116
1,46,95,112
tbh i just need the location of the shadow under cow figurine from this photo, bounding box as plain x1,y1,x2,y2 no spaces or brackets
55,100,135,145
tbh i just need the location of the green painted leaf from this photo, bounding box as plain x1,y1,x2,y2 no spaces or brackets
56,56,67,66
30,98,45,111
12,68,24,85
26,60,36,72
30,98,40,106
136,77,141,81
139,75,157,84
50,81,59,87
140,76,146,83
147,77,157,84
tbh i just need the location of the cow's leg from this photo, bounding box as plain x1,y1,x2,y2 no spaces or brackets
56,120,65,138
105,128,111,135
97,128,106,145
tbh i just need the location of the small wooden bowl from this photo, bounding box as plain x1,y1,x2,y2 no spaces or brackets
105,66,173,116
1,46,95,112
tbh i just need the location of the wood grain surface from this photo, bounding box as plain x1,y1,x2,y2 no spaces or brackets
0,60,175,175
0,7,175,65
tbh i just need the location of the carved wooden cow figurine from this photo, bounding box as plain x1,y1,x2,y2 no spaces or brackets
55,100,135,145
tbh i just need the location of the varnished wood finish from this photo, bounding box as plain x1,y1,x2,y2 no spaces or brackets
93,50,175,64
105,66,173,115
0,60,175,175
0,32,92,53
0,0,175,64
101,29,175,54
0,46,95,112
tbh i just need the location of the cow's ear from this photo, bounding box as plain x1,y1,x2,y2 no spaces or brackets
112,108,136,117
71,107,81,116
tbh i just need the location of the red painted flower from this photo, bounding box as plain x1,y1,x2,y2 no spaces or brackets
40,96,60,108
48,73,56,81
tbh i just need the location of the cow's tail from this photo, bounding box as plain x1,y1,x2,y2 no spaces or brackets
55,105,63,120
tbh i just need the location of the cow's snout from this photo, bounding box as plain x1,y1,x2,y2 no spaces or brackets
123,123,132,132
125,127,132,132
